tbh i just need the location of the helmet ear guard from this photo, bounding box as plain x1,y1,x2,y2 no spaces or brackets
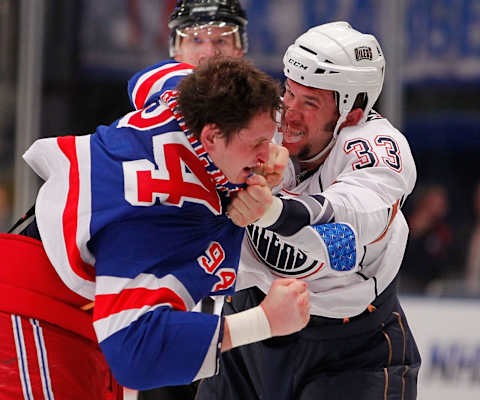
283,21,385,155
168,0,248,57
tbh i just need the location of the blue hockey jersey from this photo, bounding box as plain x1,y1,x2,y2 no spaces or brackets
23,61,245,389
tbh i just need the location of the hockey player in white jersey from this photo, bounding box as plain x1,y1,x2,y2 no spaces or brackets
197,22,421,400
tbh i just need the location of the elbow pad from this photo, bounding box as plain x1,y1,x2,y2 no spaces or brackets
246,222,361,280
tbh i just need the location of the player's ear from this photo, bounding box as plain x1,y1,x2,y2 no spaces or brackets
344,108,363,127
200,124,222,152
233,48,244,59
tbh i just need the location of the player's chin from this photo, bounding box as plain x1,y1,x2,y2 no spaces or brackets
282,142,301,157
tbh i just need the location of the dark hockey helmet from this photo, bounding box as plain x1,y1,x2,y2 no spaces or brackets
168,0,248,56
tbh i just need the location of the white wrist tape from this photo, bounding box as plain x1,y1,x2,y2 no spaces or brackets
225,305,272,348
255,196,283,228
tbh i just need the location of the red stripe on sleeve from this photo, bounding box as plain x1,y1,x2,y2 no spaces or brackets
57,136,95,282
134,63,193,110
93,287,187,322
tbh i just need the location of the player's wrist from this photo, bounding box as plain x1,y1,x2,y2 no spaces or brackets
254,196,283,228
225,305,272,348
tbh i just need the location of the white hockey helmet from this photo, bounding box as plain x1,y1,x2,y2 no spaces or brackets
283,22,385,160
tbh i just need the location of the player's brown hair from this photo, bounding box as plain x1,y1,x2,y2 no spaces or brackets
177,57,281,143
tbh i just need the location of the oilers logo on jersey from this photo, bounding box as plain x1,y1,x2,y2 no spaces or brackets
246,224,325,280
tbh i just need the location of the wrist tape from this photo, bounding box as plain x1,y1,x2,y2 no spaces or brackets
225,305,272,348
255,196,283,228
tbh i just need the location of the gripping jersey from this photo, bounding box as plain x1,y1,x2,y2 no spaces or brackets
23,61,246,389
236,111,417,318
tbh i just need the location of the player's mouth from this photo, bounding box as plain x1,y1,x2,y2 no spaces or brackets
283,127,305,144
243,165,258,175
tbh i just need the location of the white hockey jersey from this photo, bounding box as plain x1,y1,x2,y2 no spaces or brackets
236,112,417,318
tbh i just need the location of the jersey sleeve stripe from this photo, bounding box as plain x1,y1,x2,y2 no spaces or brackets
132,64,193,110
96,273,195,308
93,304,172,343
23,136,96,300
74,135,95,266
132,63,183,108
57,136,96,283
93,274,196,341
94,287,187,322
370,200,400,244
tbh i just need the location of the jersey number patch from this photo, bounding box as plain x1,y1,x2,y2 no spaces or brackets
344,136,402,172
197,241,236,292
123,132,221,214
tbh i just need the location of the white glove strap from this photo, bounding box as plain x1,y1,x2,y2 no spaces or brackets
225,305,272,348
254,196,283,228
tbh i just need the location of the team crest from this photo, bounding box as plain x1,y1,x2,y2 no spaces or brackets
246,225,325,280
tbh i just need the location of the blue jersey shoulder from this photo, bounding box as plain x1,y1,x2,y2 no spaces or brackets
127,60,194,110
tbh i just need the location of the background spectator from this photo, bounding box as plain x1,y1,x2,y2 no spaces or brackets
400,184,455,293
465,181,480,295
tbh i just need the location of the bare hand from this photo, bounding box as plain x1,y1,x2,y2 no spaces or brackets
260,278,310,336
254,143,289,189
227,174,273,227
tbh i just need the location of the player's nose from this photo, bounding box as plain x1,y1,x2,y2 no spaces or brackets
284,106,302,124
256,142,270,164
198,44,220,64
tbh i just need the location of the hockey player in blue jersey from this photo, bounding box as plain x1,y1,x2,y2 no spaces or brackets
139,1,251,397
2,57,310,398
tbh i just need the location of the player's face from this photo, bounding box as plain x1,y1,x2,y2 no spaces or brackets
174,24,243,66
281,79,339,160
209,112,276,184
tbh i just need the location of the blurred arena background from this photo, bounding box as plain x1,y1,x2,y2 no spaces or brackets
0,1,479,398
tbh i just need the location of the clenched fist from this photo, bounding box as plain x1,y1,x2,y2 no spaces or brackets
227,143,288,227
255,143,289,189
260,278,310,336
227,174,272,227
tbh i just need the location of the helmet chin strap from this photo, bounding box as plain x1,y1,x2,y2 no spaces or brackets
298,113,346,164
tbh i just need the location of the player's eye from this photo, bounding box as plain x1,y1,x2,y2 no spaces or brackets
254,140,268,149
284,88,293,98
